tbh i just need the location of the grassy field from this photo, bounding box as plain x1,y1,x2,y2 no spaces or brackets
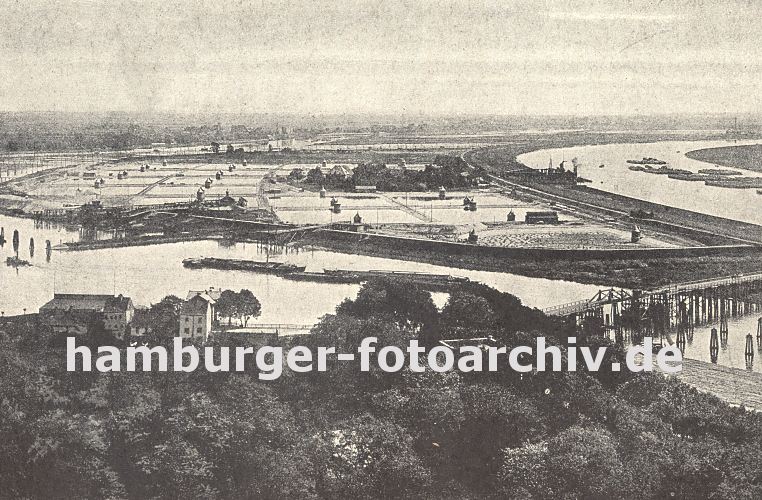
686,144,762,173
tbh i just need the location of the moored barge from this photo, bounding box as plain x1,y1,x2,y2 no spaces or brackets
182,257,305,275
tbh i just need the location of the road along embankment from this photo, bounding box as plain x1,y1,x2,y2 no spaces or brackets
464,148,762,246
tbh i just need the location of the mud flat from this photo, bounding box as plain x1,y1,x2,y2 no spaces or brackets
686,144,762,174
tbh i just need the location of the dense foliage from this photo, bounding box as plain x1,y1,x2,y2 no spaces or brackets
298,155,487,192
1,280,761,499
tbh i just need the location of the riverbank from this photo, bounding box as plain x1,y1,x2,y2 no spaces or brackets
686,144,762,174
60,233,218,251
465,147,762,246
297,231,762,290
517,182,762,245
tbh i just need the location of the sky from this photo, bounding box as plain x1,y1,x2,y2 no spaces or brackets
1,0,761,116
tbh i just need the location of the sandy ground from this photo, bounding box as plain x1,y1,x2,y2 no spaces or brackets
476,224,676,249
2,158,683,250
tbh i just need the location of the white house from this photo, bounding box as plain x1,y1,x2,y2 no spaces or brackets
178,293,215,341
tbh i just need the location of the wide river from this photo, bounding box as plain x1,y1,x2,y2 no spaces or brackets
520,139,762,372
0,214,601,324
518,139,762,226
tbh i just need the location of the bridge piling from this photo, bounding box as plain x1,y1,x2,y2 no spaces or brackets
745,333,754,370
710,328,719,364
720,314,729,349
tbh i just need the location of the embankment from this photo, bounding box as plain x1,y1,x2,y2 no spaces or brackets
300,229,762,289
464,148,762,246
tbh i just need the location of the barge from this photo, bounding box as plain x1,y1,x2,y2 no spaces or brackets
626,157,667,165
283,268,470,290
182,257,305,275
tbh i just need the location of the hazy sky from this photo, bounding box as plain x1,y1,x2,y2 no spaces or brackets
1,0,760,115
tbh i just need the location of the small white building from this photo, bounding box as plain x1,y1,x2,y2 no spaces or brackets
178,293,215,341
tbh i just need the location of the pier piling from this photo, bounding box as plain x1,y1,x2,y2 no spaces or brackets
746,333,754,370
710,327,719,364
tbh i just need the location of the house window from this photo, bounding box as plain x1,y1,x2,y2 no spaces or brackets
196,327,202,334
184,328,190,334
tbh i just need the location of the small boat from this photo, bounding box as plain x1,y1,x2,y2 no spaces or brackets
6,256,31,268
182,257,305,275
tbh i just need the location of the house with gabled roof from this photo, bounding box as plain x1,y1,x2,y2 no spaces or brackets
39,293,134,339
179,292,216,341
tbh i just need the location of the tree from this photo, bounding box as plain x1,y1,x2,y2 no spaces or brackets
337,279,437,331
306,167,324,184
288,168,306,181
210,142,220,153
313,414,431,498
237,289,261,327
214,289,260,326
545,425,625,498
145,295,184,343
85,317,115,347
440,291,495,330
457,384,545,485
216,290,239,326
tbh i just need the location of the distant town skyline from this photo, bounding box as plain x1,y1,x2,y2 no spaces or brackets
1,0,760,116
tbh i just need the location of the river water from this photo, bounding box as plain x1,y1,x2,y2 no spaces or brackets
518,139,762,226
0,214,601,325
520,139,762,371
681,313,762,374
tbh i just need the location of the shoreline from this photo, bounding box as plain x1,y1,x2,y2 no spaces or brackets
464,148,762,246
685,143,762,174
50,227,762,290
296,231,762,290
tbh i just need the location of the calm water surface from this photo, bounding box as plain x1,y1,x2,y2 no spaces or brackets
518,139,762,226
0,214,601,324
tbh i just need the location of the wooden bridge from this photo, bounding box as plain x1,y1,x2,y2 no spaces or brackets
543,272,762,317
542,271,762,351
543,288,633,317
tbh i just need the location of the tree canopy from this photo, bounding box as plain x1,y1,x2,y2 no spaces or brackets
1,280,761,498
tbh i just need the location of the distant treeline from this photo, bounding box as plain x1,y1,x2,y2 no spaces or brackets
293,155,488,191
0,111,750,153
